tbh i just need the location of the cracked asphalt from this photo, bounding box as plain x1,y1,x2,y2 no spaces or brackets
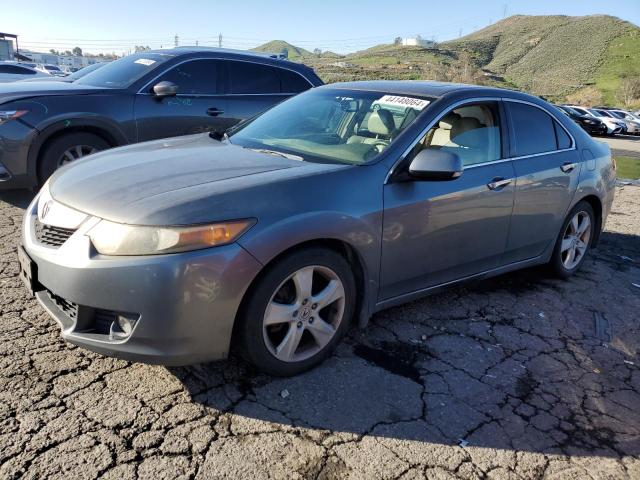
1,186,639,480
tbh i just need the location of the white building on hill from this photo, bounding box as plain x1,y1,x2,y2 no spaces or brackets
401,35,437,48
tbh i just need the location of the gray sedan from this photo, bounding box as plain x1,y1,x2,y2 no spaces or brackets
19,81,616,376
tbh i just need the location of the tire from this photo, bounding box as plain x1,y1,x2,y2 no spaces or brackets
38,132,110,185
548,201,595,279
236,247,356,376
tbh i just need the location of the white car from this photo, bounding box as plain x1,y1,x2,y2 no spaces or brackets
0,63,50,83
35,64,67,77
566,105,624,135
607,109,640,135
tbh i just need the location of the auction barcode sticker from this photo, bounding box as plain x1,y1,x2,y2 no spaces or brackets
134,59,156,66
377,95,430,110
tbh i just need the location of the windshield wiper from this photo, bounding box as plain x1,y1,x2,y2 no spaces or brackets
248,148,303,161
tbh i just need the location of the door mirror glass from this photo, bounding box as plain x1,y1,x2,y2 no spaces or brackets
152,81,178,97
409,149,463,180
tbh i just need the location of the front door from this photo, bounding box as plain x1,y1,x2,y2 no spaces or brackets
380,101,515,300
134,59,232,142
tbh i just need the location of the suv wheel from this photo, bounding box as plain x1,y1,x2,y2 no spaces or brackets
549,201,595,278
236,247,356,376
39,132,110,184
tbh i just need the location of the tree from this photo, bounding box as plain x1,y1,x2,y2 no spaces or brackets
134,45,151,53
49,49,59,55
394,37,402,46
313,48,322,56
616,77,640,108
72,47,83,56
566,86,603,107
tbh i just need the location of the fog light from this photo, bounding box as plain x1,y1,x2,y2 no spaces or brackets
109,314,138,339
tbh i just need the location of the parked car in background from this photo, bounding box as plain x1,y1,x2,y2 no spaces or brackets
0,63,50,83
19,62,107,83
606,109,640,135
590,109,628,135
35,64,67,77
566,105,623,135
556,105,607,136
0,47,322,188
19,81,616,375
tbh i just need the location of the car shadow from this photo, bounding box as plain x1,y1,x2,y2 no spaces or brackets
170,230,640,459
0,189,35,209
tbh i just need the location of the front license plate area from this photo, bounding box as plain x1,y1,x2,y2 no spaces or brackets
18,246,37,295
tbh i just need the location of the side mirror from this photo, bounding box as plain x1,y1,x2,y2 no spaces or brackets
408,149,463,180
152,81,178,97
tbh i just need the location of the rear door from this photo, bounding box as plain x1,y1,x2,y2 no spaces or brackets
134,58,230,141
502,100,580,264
380,100,515,300
223,60,313,125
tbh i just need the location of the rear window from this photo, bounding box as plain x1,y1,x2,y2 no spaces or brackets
277,68,311,93
508,102,556,156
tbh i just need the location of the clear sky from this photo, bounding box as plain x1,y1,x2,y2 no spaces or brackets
2,0,639,55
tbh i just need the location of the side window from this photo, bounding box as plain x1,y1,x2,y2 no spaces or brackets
228,61,280,94
277,68,311,93
0,65,33,74
508,102,556,156
418,102,502,166
156,59,220,95
554,121,572,150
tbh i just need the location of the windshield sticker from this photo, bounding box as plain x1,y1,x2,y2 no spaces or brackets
134,58,156,66
377,95,430,110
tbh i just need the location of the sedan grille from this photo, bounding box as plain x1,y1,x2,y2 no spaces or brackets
46,290,78,320
34,218,76,247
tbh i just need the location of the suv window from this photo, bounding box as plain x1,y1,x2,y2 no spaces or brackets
0,65,35,74
228,61,280,94
277,68,311,93
418,102,502,166
508,102,556,156
156,59,220,95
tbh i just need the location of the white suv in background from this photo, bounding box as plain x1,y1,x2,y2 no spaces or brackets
566,105,624,135
607,109,640,135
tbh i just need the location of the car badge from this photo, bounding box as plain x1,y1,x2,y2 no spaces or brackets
41,201,52,220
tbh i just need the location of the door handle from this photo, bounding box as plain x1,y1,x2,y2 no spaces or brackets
207,107,225,117
487,177,512,190
561,162,577,173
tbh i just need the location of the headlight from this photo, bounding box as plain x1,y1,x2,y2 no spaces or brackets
87,219,256,255
0,110,28,125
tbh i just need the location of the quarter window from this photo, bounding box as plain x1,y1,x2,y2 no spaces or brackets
228,61,280,94
277,68,311,93
554,121,572,150
156,59,220,95
416,102,502,166
509,102,557,156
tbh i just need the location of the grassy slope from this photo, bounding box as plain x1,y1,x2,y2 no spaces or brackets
442,15,640,102
595,31,640,104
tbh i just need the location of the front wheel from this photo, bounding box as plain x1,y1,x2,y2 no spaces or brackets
236,247,356,376
549,201,595,278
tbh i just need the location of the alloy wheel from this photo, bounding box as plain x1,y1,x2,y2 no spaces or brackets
262,265,345,363
58,145,99,167
561,211,591,270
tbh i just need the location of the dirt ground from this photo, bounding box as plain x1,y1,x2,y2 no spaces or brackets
0,186,639,480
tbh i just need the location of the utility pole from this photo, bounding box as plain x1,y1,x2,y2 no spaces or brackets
503,4,508,18
196,40,199,46
174,34,179,47
218,33,222,48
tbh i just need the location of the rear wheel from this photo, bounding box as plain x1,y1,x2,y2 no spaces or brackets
38,132,110,184
236,247,356,376
549,201,595,278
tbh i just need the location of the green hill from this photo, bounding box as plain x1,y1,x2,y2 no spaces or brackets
442,15,640,102
251,40,312,59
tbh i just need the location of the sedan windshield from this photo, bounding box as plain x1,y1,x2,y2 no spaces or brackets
75,52,173,88
229,89,431,165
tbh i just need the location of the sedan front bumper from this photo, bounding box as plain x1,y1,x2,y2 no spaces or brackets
21,197,263,365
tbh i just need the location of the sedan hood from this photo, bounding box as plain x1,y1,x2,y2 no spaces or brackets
0,81,108,105
49,134,348,225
